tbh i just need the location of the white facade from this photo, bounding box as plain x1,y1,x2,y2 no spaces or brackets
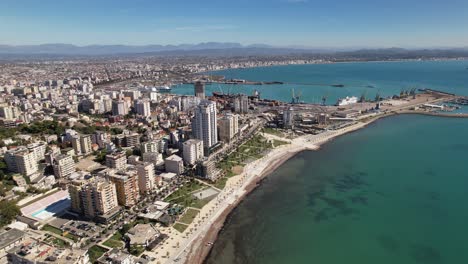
53,154,76,178
165,155,184,175
27,141,47,162
106,152,127,170
283,107,295,129
4,148,38,176
136,162,155,193
112,100,128,116
135,99,151,117
182,139,204,165
192,100,218,149
141,141,160,154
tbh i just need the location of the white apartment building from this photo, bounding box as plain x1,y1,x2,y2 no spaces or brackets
27,141,47,162
192,100,218,150
165,155,184,175
182,139,204,165
136,162,155,194
4,148,38,176
53,154,76,178
112,100,129,116
106,151,127,170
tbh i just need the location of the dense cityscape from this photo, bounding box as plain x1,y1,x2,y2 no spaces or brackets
0,52,463,264
2,0,468,263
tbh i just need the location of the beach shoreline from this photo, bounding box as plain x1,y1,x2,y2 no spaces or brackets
180,117,378,264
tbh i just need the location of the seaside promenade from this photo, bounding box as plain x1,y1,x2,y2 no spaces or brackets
149,119,374,264
150,91,464,264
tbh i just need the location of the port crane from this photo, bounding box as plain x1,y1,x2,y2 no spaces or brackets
291,88,303,104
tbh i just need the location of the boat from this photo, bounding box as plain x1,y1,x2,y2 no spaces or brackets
331,84,345,87
156,85,172,92
336,96,358,106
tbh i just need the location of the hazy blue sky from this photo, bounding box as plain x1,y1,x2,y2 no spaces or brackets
1,0,468,47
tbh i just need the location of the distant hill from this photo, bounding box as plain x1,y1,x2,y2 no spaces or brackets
0,42,273,55
0,43,468,60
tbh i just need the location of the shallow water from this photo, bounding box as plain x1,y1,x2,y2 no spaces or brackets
205,114,468,264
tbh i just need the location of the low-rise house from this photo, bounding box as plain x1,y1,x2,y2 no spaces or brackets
127,224,162,250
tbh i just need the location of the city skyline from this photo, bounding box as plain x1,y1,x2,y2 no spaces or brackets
1,0,468,48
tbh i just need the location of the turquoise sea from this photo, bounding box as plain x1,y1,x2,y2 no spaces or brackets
205,115,468,264
172,60,468,104
197,61,468,264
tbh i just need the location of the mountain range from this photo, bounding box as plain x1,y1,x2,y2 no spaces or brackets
0,43,467,59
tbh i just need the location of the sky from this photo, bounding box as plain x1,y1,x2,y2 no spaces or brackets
1,0,468,48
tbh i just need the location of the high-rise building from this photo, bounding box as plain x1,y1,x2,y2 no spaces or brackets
192,100,218,151
80,135,93,155
123,90,141,101
104,170,140,207
149,91,158,101
0,105,18,120
182,139,204,165
106,151,127,170
283,107,295,129
112,100,128,116
136,162,155,194
4,148,38,176
165,155,184,175
71,135,92,156
234,95,249,114
27,141,47,162
69,177,119,219
135,99,151,117
52,154,76,178
71,136,82,155
194,81,205,99
218,113,239,143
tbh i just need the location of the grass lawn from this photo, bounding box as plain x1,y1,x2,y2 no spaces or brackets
88,245,108,263
47,237,69,248
178,208,199,225
191,197,212,209
164,181,205,202
214,177,228,189
42,224,63,235
214,134,270,189
173,223,188,233
103,239,123,248
64,232,80,242
103,232,124,248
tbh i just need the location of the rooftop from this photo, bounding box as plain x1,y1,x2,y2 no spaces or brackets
0,228,26,250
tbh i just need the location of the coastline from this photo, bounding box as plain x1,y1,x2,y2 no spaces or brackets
200,57,468,77
180,118,378,264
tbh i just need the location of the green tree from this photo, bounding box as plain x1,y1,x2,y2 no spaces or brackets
0,200,20,227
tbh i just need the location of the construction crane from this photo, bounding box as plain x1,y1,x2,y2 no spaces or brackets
359,90,367,103
291,88,302,104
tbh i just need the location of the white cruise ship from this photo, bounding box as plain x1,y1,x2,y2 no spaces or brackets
336,96,358,106
156,85,172,92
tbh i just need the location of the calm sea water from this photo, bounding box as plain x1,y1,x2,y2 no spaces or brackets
205,114,468,264
172,60,468,104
